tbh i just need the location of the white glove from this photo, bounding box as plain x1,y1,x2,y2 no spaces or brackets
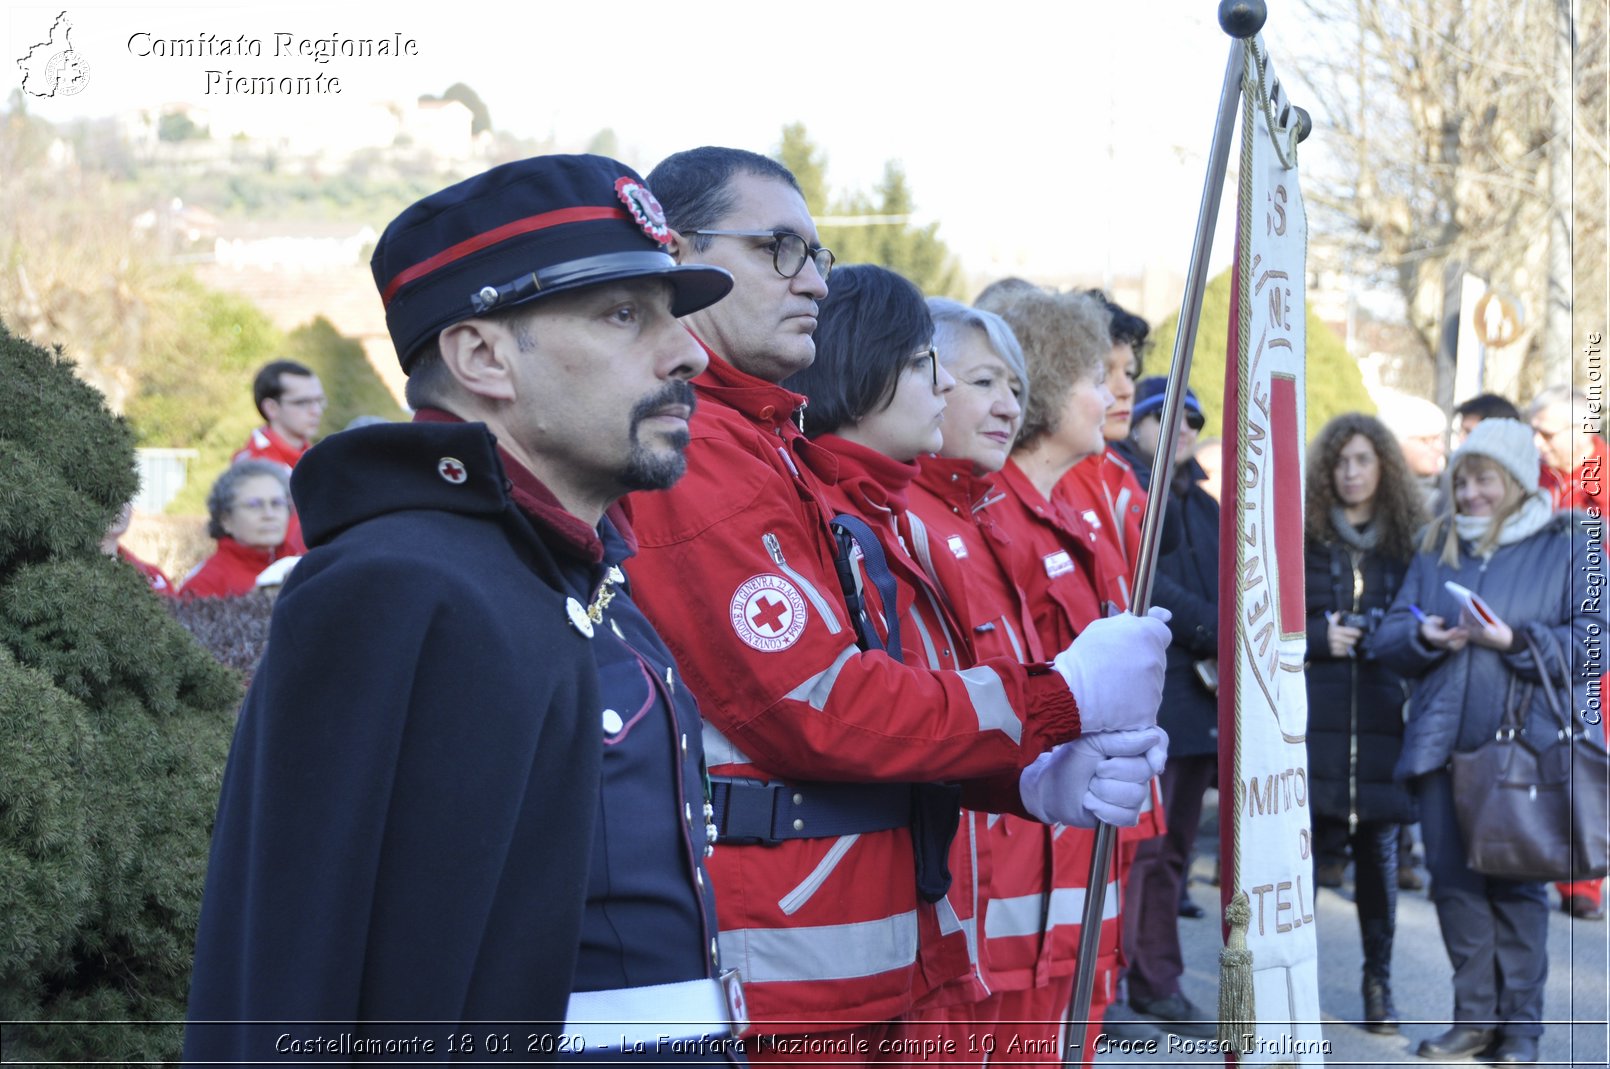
1052,607,1172,734
1019,727,1170,828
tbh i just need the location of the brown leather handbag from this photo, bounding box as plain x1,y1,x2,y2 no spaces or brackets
1450,628,1609,883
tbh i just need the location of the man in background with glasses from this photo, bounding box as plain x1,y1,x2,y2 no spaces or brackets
234,359,327,470
233,359,326,553
625,146,1171,1059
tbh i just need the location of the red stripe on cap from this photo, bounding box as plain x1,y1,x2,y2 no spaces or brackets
380,206,630,306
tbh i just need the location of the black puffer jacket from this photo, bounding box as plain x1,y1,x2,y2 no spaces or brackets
1303,518,1415,825
1114,439,1220,757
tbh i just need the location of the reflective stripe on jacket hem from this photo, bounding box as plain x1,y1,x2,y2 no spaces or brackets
718,910,919,984
983,880,1121,939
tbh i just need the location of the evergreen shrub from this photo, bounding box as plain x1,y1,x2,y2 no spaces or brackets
0,320,238,1062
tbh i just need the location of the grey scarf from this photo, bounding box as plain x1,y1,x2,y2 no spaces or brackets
1329,506,1381,551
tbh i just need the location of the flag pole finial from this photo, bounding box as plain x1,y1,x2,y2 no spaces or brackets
1218,0,1266,39
1292,105,1314,143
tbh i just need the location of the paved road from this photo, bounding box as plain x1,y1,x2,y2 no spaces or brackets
1093,791,1609,1068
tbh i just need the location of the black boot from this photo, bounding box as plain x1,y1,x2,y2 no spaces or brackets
1360,914,1398,1034
1361,977,1398,1034
1416,1025,1496,1060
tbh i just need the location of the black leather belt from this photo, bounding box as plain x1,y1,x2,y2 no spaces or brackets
709,779,914,845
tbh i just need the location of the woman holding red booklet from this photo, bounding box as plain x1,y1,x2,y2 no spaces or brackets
1372,418,1600,1064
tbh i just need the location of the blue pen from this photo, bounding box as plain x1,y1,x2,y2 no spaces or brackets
1409,604,1429,624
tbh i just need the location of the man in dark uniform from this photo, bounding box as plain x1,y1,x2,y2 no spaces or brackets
184,155,744,1065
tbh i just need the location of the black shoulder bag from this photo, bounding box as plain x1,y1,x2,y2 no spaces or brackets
1449,626,1610,882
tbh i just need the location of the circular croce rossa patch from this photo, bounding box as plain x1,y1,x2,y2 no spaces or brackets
729,573,809,652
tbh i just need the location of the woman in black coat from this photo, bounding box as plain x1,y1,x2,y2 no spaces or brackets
1302,414,1426,1034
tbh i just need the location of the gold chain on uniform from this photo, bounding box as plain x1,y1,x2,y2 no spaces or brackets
587,566,624,623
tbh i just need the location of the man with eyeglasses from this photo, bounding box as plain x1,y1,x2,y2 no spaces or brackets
185,155,749,1064
625,147,1171,1058
234,359,325,554
1529,385,1607,517
235,359,327,469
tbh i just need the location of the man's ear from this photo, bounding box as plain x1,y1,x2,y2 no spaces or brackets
438,318,519,402
664,228,691,264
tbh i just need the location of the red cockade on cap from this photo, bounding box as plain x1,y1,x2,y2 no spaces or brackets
615,177,670,245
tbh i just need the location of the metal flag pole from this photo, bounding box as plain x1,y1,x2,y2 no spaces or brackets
1062,2,1266,1057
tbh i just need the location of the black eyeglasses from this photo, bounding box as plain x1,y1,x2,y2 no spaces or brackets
910,346,940,387
689,229,835,282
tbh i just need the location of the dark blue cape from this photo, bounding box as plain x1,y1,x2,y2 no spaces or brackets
184,423,606,1064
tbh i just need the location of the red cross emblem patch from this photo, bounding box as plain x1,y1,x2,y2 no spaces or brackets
437,457,467,484
729,573,809,652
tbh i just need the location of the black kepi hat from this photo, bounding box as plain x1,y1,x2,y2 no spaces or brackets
372,154,732,371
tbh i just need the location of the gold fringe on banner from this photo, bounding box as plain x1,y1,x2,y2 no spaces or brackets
1218,890,1256,1054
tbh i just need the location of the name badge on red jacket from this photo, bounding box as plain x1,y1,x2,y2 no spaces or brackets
1043,550,1075,579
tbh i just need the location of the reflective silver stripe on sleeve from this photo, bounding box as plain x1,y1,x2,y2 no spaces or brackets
763,533,843,635
909,603,941,669
956,665,1023,744
718,911,919,984
701,720,756,768
1000,614,1026,661
1113,485,1133,559
983,882,1122,939
784,644,858,711
778,834,860,916
935,895,964,936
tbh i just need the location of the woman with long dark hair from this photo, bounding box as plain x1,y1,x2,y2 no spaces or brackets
1373,419,1599,1063
1302,413,1426,1032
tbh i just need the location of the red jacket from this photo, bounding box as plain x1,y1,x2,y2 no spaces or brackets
976,459,1147,990
180,536,295,599
810,436,994,1012
117,544,176,597
1540,433,1609,514
624,347,1083,1031
1057,448,1149,589
234,425,310,555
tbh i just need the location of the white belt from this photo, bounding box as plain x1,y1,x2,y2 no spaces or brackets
564,977,735,1050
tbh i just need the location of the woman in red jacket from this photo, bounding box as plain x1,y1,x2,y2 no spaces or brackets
181,459,300,598
784,270,1164,1064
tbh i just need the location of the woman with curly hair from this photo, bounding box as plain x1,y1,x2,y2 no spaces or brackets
1303,414,1427,1032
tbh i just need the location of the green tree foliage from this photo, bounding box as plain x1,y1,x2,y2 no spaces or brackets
1150,270,1375,444
438,82,492,136
141,306,408,517
773,125,963,299
0,322,239,1062
156,111,206,143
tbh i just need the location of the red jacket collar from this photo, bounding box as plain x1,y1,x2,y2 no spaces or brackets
411,407,626,564
814,434,921,513
692,339,807,431
916,455,998,509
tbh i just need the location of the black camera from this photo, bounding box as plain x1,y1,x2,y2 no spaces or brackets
1339,608,1386,635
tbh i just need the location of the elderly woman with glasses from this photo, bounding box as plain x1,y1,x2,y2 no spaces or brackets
181,459,301,598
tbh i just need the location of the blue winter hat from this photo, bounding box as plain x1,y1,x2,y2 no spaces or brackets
1132,376,1205,428
372,154,733,371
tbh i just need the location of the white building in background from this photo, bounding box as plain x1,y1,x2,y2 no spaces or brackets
122,96,485,171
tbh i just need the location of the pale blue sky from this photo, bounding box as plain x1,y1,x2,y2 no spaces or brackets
8,1,1314,281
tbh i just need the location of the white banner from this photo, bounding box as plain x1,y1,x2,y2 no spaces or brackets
1220,36,1325,1067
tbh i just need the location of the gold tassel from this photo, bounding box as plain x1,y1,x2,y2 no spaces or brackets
1218,890,1256,1054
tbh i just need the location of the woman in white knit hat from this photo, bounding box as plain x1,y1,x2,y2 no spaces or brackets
1370,418,1601,1064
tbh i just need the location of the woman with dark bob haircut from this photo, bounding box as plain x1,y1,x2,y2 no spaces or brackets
1301,412,1426,1033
